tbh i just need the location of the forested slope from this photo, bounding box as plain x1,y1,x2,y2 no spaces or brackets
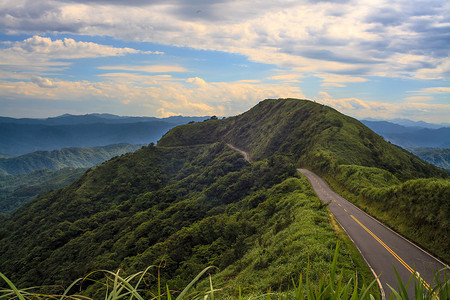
0,143,141,175
0,142,370,297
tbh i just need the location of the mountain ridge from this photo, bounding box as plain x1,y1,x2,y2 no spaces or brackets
0,143,142,176
159,98,447,180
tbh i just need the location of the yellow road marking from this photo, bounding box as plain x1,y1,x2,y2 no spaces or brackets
344,208,348,212
350,215,432,292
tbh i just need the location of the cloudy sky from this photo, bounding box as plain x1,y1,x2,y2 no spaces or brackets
1,0,449,122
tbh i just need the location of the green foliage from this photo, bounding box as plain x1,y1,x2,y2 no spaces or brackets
0,143,142,175
0,167,87,215
159,99,447,181
409,148,450,171
1,246,448,299
328,166,450,262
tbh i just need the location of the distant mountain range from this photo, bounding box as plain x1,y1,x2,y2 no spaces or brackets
0,143,142,176
361,118,450,129
361,120,450,148
0,114,209,156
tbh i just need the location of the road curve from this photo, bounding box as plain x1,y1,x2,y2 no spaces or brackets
298,168,448,299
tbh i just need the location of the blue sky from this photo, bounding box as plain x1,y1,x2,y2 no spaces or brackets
0,0,449,122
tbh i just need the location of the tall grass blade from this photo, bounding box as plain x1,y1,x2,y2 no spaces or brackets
58,277,84,300
0,271,26,300
175,266,216,300
393,266,410,300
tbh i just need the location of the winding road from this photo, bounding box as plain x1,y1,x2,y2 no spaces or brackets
298,168,448,299
226,144,448,299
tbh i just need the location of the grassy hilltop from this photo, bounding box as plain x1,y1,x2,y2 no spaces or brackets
0,98,448,297
160,98,449,261
159,99,446,180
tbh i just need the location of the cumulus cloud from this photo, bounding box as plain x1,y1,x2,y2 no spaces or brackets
12,35,151,58
1,0,449,78
31,76,55,88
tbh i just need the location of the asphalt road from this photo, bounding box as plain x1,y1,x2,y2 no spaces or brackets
298,168,448,299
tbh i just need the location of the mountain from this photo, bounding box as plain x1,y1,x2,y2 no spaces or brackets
0,99,447,296
0,143,142,175
0,168,87,216
0,143,142,214
0,114,209,126
409,148,450,171
362,118,450,129
160,99,446,180
0,115,209,156
361,120,450,148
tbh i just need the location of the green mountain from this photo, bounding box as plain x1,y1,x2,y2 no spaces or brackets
409,147,450,171
159,99,446,180
0,168,87,216
0,143,142,175
0,144,142,215
0,99,447,296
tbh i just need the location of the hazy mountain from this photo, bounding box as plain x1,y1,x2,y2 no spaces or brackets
361,120,450,148
409,148,450,171
362,118,449,129
0,143,142,175
0,99,447,294
0,114,209,126
0,115,209,156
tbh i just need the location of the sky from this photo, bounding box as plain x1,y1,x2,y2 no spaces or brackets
0,0,449,123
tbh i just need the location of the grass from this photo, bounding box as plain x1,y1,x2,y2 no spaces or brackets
1,243,448,299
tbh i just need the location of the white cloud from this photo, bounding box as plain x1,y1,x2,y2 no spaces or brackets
411,87,450,94
317,91,450,123
0,36,158,74
31,76,56,88
13,35,147,58
316,74,368,87
403,96,434,102
1,0,449,79
98,65,186,73
0,76,305,117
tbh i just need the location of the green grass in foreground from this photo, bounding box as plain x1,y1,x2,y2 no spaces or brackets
1,243,448,300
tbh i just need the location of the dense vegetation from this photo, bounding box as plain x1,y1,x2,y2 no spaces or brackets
328,165,450,262
159,98,449,261
159,99,446,181
409,148,450,171
0,142,374,297
0,168,87,216
0,143,141,175
1,98,448,297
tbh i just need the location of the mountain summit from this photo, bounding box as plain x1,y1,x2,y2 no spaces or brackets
159,98,446,180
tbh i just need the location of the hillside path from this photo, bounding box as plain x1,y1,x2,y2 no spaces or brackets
298,168,448,299
226,143,250,162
